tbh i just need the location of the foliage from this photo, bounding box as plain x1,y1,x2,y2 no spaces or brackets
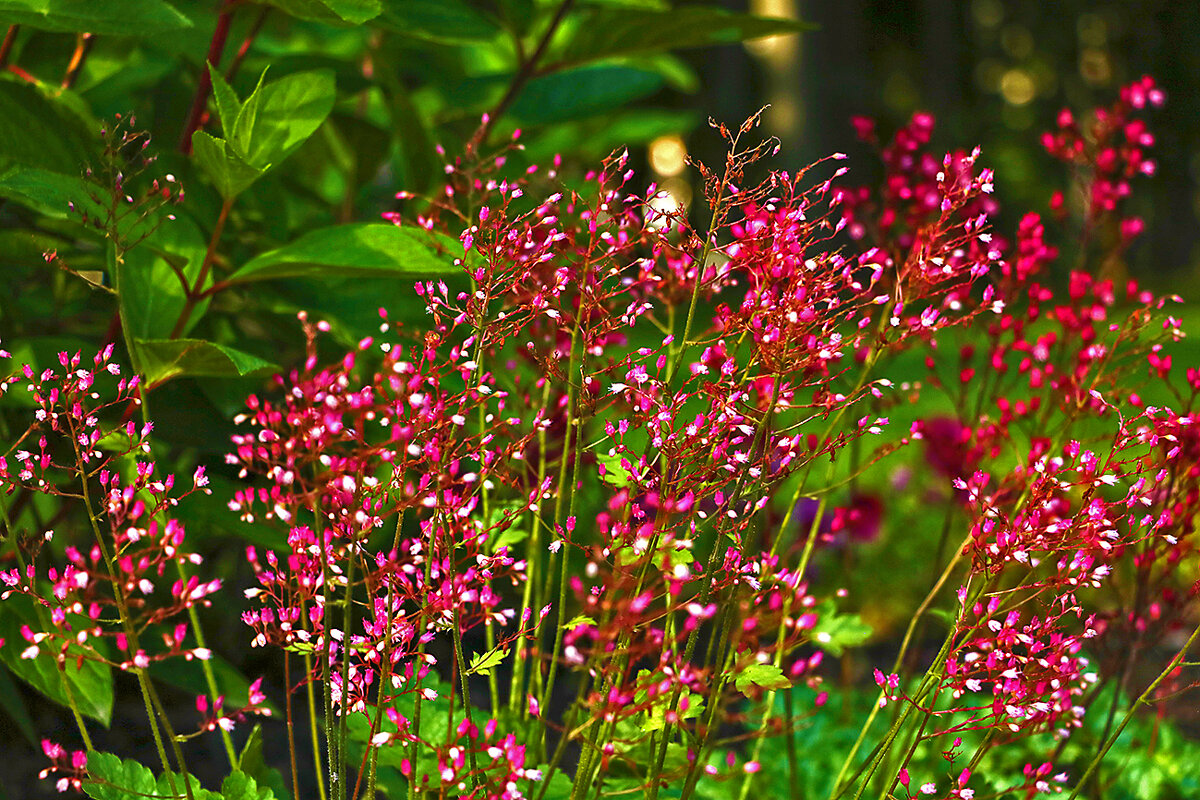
0,3,1198,800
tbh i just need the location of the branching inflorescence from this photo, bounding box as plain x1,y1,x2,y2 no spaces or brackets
3,76,1197,800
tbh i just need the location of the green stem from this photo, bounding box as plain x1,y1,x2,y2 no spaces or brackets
1065,619,1200,800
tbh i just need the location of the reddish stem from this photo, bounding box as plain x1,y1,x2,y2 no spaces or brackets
465,0,576,155
61,32,95,89
0,24,18,67
169,196,231,339
224,5,269,83
179,0,238,154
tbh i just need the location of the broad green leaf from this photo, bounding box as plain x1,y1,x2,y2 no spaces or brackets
83,753,157,800
241,69,336,167
0,594,114,725
220,771,276,800
0,165,102,219
596,452,633,488
0,0,191,35
238,725,292,800
84,753,220,800
490,527,528,553
131,338,276,387
549,6,812,68
0,80,95,173
266,0,381,25
734,662,791,695
116,214,209,339
191,130,265,200
227,223,462,284
376,0,503,44
0,664,37,744
510,64,665,124
466,646,508,676
810,601,873,656
207,62,244,139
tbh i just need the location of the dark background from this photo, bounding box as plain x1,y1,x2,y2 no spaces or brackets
685,0,1199,298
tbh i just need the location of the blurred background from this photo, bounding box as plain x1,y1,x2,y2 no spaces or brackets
668,0,1200,299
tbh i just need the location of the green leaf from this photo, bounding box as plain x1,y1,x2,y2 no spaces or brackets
131,338,277,387
191,130,265,200
734,663,791,695
0,0,191,35
0,594,114,725
83,753,157,800
220,771,276,800
562,614,597,630
240,69,336,167
0,80,95,173
116,214,209,339
596,452,633,488
0,664,37,744
227,223,462,284
376,0,502,44
238,725,292,800
550,6,812,68
266,0,381,25
811,601,873,656
0,165,102,219
83,753,217,800
490,527,528,553
207,62,244,140
466,646,509,677
509,64,665,124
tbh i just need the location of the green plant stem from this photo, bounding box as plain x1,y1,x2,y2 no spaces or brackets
306,648,329,800
69,421,188,798
1065,619,1200,800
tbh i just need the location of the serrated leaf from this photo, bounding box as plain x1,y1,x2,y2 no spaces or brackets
226,223,462,284
220,770,275,800
131,338,276,387
467,647,508,677
734,662,790,695
116,214,209,339
191,130,266,200
810,601,873,657
0,0,191,35
490,527,528,553
509,64,666,124
207,62,243,140
596,452,632,488
0,165,104,219
83,752,157,800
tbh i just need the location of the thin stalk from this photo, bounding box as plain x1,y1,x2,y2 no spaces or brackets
0,24,17,66
60,32,94,89
466,0,576,153
179,0,237,153
1066,619,1200,800
170,196,232,339
285,651,302,800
